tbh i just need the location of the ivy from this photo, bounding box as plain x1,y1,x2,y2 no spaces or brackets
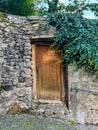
48,12,98,72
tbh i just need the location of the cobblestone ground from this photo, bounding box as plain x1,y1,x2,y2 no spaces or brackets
0,115,98,130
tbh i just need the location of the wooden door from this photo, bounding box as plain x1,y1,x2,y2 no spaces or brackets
36,45,62,100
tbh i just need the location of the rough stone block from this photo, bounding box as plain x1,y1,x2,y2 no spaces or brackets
1,91,12,98
14,88,26,97
0,51,4,57
25,68,32,75
25,81,32,87
7,102,29,114
16,83,25,88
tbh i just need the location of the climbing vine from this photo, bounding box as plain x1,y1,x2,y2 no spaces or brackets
48,12,98,72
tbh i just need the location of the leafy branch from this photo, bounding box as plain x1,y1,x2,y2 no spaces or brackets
48,12,98,72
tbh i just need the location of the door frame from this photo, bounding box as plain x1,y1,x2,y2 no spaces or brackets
31,39,68,103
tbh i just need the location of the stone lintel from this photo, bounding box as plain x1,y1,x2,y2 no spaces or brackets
30,35,53,43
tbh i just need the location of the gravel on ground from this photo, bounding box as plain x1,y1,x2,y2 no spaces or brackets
0,114,98,130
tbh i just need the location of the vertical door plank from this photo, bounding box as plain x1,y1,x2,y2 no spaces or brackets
32,45,37,99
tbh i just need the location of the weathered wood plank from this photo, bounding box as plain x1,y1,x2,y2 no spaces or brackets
32,45,37,99
36,45,62,100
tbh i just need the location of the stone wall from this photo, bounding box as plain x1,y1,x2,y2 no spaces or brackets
0,12,98,124
69,65,98,124
0,12,53,114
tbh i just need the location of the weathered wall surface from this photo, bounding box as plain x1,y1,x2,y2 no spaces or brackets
0,12,98,124
69,65,98,124
0,12,53,114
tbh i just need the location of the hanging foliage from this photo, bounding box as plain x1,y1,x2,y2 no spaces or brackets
48,12,98,72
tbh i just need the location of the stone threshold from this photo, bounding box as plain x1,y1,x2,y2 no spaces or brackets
33,99,63,104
